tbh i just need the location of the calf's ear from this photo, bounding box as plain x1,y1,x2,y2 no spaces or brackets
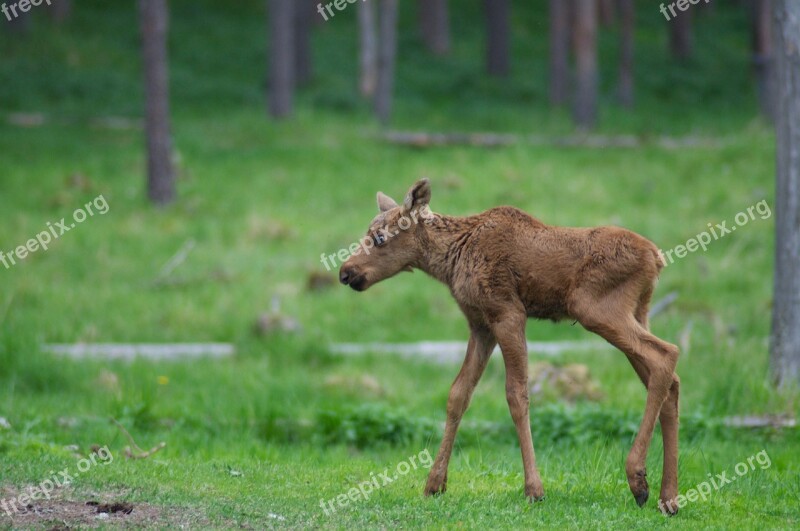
377,192,398,212
403,178,431,211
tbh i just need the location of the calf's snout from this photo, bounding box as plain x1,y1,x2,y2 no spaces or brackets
339,264,367,291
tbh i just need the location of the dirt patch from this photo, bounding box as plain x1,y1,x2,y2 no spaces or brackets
0,485,215,529
86,501,135,514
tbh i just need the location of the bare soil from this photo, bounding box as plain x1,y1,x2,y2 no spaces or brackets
0,485,216,529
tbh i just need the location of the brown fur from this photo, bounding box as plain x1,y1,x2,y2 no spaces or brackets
340,179,680,514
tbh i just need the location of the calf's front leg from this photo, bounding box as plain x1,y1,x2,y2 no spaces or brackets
493,313,545,501
424,328,495,495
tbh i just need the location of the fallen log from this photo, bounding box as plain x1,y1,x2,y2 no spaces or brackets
379,131,723,149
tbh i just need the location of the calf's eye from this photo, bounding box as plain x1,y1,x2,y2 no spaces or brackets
373,233,387,246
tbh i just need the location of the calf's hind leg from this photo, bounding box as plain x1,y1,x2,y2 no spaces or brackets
573,295,679,508
635,298,681,514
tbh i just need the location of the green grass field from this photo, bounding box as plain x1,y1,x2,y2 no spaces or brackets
1,0,798,528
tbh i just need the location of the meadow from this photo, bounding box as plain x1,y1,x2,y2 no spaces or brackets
0,1,798,528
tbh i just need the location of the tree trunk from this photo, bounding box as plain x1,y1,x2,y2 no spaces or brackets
669,8,692,60
50,0,71,23
770,0,800,388
359,0,379,98
375,0,399,124
418,0,450,55
549,0,570,106
697,0,715,16
294,0,313,86
573,0,598,128
617,0,634,107
140,0,176,205
598,0,615,27
268,0,294,118
5,1,32,33
484,0,511,77
752,0,775,121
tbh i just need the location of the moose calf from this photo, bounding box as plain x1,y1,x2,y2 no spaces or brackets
339,179,680,514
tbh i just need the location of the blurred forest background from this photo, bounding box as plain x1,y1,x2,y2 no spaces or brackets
0,0,798,528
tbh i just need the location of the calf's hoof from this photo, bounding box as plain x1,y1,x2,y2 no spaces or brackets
525,483,545,502
628,469,649,507
423,473,447,496
658,497,679,516
423,484,446,496
634,489,649,507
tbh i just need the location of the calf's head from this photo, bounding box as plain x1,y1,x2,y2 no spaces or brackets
339,179,433,291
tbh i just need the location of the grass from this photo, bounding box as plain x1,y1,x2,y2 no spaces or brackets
0,0,798,528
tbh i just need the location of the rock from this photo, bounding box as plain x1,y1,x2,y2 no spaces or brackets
324,374,384,396
57,417,79,428
528,362,603,403
254,313,301,335
307,271,336,292
254,296,301,335
97,370,120,393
